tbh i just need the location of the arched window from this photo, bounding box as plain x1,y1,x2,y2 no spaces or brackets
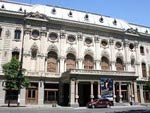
12,51,19,60
131,58,135,67
142,63,147,77
101,56,109,70
116,57,124,71
14,30,21,40
47,51,58,72
84,55,94,70
66,53,76,70
140,46,144,54
31,46,38,59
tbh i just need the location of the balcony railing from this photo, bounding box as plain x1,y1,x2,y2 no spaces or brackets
67,69,136,77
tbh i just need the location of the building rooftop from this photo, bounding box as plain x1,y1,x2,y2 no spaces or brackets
0,0,150,35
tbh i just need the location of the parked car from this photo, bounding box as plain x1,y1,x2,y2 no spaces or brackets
87,98,112,108
101,94,113,102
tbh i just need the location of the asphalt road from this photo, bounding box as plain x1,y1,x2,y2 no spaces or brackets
0,106,150,113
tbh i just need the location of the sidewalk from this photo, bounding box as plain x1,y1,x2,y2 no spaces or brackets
0,103,149,109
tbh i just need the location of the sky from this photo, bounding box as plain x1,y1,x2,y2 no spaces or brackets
11,0,150,27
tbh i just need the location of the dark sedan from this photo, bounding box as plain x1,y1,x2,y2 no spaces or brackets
87,98,112,108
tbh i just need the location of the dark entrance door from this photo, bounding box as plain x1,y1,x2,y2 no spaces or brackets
78,82,91,106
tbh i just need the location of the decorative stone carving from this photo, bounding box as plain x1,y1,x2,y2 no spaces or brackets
109,38,114,45
5,30,10,37
124,39,129,47
40,31,47,37
47,44,58,52
77,32,83,41
60,30,66,39
126,28,139,34
26,11,48,21
67,46,76,54
12,47,20,52
134,41,139,48
84,48,93,56
94,35,99,43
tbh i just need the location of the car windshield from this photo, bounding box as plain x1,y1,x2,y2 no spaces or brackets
93,99,99,102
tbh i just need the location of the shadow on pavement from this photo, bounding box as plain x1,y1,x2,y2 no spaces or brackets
114,109,150,113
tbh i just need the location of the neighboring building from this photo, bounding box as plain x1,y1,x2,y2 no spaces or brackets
0,0,150,106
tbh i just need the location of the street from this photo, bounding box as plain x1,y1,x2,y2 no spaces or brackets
0,105,150,113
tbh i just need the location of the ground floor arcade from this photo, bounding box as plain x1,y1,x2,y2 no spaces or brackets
0,77,150,106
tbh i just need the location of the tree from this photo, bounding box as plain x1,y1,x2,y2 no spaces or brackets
2,57,29,107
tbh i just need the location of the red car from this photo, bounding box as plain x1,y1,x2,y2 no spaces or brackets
87,98,112,108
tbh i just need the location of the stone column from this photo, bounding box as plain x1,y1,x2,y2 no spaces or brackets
94,35,100,70
135,41,141,78
77,58,83,69
90,81,94,101
130,82,134,103
20,88,26,105
109,39,115,71
95,60,100,70
139,84,144,103
70,78,76,106
113,81,116,104
38,81,44,105
75,81,79,106
124,39,129,71
59,57,65,73
119,82,122,103
133,81,138,103
128,83,131,102
98,81,101,98
0,80,5,105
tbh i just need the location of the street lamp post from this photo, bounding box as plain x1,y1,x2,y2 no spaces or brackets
17,10,26,106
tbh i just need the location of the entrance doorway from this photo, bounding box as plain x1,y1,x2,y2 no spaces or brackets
26,83,38,104
44,83,58,104
5,90,18,104
78,82,91,106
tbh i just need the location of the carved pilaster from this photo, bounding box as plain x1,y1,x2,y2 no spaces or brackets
24,28,31,35
124,39,129,47
77,32,83,41
109,38,114,45
60,30,66,39
94,35,99,43
134,41,139,48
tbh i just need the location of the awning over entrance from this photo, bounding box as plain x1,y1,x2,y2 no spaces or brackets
62,69,138,82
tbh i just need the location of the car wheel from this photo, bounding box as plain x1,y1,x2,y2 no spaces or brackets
92,105,95,109
106,104,110,108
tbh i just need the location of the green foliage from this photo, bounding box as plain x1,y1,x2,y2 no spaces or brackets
2,57,29,90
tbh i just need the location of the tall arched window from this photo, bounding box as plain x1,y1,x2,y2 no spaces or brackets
31,46,38,59
14,30,21,40
47,51,58,72
66,53,76,70
12,51,19,60
142,63,147,77
101,56,109,70
84,55,94,70
116,57,124,71
140,46,144,54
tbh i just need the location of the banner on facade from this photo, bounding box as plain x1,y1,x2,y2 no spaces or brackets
100,78,113,101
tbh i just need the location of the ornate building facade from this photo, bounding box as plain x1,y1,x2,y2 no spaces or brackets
0,1,150,106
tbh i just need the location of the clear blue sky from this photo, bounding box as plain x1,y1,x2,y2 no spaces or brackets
11,0,150,27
